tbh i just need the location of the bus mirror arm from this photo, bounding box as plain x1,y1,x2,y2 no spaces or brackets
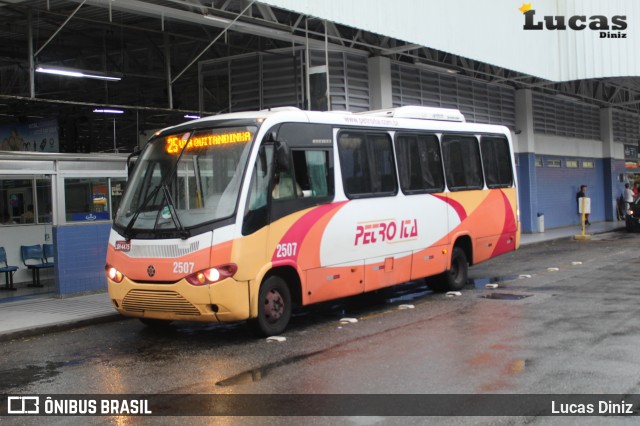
258,145,268,175
274,140,290,172
127,148,141,177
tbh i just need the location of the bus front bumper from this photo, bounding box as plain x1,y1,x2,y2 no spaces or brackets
107,276,250,323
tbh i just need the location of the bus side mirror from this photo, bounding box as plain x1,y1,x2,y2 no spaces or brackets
127,149,141,177
274,140,290,172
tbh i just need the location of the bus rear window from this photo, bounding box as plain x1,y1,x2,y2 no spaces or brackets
481,136,513,188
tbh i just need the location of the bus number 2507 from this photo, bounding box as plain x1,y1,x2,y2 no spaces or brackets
173,262,195,274
275,243,298,258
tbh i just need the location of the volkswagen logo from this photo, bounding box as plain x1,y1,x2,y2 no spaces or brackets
147,265,156,277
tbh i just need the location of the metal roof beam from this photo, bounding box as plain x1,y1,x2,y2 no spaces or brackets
34,0,86,57
172,0,256,84
255,2,277,23
69,0,362,55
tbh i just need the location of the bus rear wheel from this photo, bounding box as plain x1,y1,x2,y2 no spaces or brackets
254,276,292,336
428,247,468,292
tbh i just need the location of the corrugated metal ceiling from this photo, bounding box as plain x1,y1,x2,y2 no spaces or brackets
0,0,639,152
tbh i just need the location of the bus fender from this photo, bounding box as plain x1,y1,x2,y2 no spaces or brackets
249,260,304,319
450,233,473,267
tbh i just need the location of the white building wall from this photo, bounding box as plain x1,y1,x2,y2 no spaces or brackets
533,134,624,159
261,0,640,82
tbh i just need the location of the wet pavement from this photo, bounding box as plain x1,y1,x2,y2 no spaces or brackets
0,220,623,341
0,220,635,424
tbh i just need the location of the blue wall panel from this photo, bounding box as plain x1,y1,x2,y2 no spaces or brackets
53,224,111,295
535,157,604,229
605,159,627,220
516,153,538,233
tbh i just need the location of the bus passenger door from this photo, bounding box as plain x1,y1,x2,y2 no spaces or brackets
237,144,274,282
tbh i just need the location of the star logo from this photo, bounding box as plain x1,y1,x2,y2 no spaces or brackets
147,265,156,277
519,3,532,13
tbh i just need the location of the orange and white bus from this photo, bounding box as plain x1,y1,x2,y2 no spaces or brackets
106,106,519,335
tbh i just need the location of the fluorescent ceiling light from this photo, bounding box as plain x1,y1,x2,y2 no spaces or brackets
203,14,232,24
202,13,288,37
36,66,121,81
555,94,581,103
94,109,124,114
413,61,460,75
184,114,201,119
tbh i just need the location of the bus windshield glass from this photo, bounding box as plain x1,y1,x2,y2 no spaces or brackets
115,125,256,236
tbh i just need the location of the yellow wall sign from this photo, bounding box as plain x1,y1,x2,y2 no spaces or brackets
165,131,252,154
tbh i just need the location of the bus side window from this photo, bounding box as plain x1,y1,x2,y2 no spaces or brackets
441,135,483,191
395,133,444,194
338,131,397,198
272,170,301,200
242,145,273,235
291,150,332,198
270,148,334,223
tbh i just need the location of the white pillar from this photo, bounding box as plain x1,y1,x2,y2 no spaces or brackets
368,56,392,110
600,108,614,158
515,89,535,153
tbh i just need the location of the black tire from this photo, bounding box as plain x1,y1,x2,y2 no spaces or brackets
428,247,468,292
254,276,292,336
139,318,173,328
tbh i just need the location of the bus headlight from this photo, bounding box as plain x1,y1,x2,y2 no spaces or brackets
185,264,238,286
105,265,124,283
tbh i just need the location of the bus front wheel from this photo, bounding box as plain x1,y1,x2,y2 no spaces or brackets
254,275,292,336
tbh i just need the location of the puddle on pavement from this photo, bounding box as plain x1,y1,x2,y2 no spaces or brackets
294,280,432,324
215,352,320,387
481,293,532,300
468,275,520,289
384,288,431,304
0,361,64,390
216,369,266,386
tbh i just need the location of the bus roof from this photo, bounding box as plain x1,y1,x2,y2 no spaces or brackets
356,106,465,122
157,106,511,137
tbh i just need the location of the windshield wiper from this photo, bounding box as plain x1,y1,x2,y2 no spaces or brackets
152,184,190,240
122,132,194,240
122,183,162,240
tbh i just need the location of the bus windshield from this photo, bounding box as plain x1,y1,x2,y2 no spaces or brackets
115,125,256,237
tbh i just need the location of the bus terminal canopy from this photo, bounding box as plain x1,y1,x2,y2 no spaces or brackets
260,0,640,82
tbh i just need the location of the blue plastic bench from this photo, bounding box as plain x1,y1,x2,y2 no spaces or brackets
43,243,55,267
20,244,54,288
0,247,18,291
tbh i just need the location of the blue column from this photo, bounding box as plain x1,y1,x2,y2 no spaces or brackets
515,89,538,233
603,159,615,221
518,153,538,233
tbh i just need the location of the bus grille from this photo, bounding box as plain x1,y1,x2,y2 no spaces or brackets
128,242,200,258
122,290,201,316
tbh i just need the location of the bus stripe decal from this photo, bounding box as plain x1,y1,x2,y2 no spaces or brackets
491,190,517,257
433,194,467,221
272,201,348,263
